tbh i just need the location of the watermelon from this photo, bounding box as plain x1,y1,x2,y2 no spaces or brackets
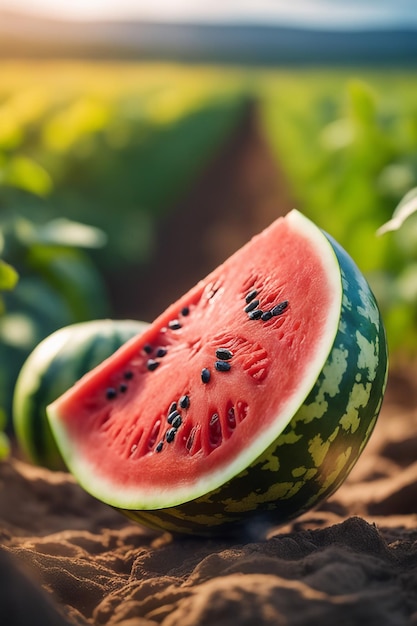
47,211,388,535
13,319,149,471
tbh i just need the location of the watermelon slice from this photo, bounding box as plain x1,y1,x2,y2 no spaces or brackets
47,210,388,535
13,319,149,471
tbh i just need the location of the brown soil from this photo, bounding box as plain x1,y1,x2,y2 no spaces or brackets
3,107,417,626
3,367,417,626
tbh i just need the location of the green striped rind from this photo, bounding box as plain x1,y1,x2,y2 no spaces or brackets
13,319,148,470
121,234,388,535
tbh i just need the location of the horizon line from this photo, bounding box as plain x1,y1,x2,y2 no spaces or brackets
2,6,417,32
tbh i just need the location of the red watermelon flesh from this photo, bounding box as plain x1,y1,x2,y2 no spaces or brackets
48,210,342,510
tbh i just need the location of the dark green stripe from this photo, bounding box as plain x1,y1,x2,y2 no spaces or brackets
26,332,76,467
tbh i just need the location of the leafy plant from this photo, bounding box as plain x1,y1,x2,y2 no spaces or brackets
0,258,18,312
0,256,18,458
0,409,10,460
377,187,417,235
0,213,109,429
374,188,417,353
258,70,417,355
0,62,249,270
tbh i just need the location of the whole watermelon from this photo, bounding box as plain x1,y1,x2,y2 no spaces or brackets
13,319,148,470
47,211,388,535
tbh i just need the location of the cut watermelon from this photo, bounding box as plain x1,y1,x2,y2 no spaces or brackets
47,210,388,535
13,319,149,470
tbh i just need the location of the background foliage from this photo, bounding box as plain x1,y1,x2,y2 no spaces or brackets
1,61,417,434
258,69,417,352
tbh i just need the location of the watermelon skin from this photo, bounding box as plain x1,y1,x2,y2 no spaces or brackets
119,233,388,535
13,319,149,471
47,212,388,536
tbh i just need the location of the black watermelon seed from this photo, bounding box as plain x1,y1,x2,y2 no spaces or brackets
244,299,260,313
155,441,163,453
179,395,190,409
248,309,263,320
166,428,177,443
147,359,160,371
215,360,231,372
124,370,133,379
106,387,117,399
156,347,167,358
215,348,233,360
201,368,211,383
167,409,180,424
168,401,177,415
181,306,190,316
143,344,153,354
261,311,273,322
119,383,128,393
168,320,182,330
271,301,289,316
245,289,258,304
172,415,182,429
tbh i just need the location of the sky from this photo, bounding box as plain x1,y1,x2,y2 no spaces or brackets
1,0,417,29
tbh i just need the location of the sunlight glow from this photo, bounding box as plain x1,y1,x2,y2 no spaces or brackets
1,0,416,27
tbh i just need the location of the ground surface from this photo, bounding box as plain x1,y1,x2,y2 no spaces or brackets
3,365,417,626
3,109,417,626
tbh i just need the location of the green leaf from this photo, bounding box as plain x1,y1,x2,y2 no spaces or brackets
0,431,10,461
0,259,19,291
27,247,109,321
377,187,417,235
4,155,52,197
347,79,377,126
15,217,107,249
0,312,40,350
0,407,6,431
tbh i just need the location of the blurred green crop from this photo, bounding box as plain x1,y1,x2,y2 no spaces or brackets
0,62,250,270
1,61,417,432
0,256,18,455
0,61,250,427
258,69,417,357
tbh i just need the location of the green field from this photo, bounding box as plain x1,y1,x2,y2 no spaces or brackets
257,68,417,353
1,61,417,427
